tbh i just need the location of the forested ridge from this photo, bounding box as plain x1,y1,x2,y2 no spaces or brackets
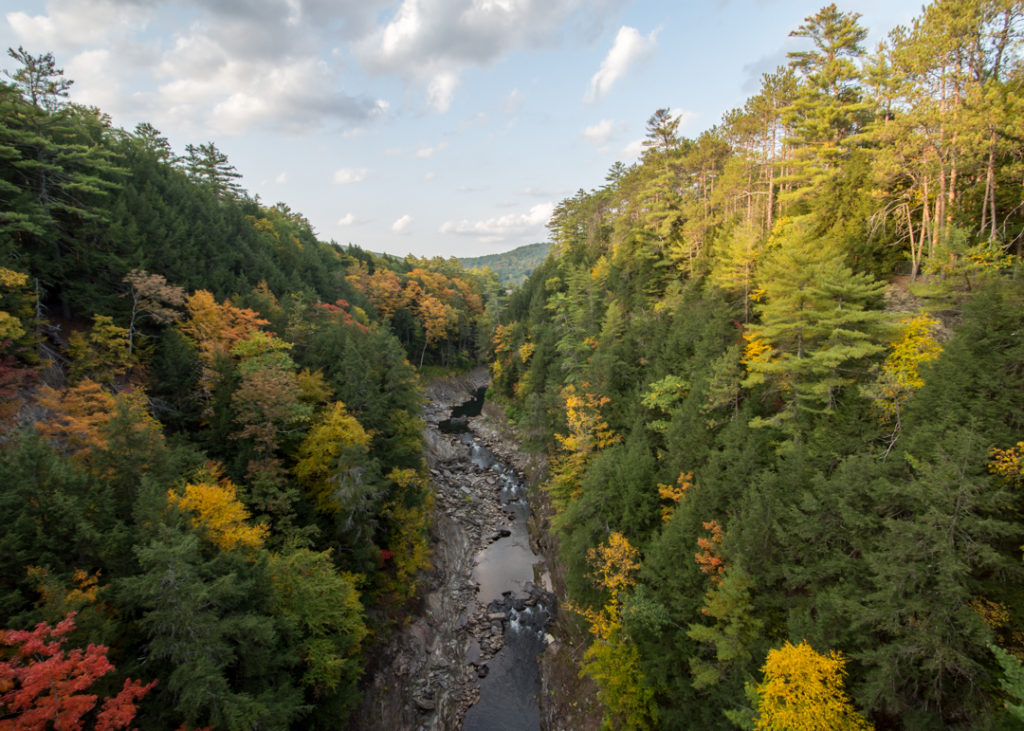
0,45,499,729
458,243,553,285
4,0,1024,730
489,2,1024,729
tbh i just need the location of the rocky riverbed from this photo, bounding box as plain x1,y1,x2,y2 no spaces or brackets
354,367,557,729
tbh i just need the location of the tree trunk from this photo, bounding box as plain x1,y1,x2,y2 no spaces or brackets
922,177,933,262
906,202,920,280
987,127,998,241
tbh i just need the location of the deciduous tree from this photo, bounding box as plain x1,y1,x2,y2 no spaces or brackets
0,612,155,731
754,640,871,730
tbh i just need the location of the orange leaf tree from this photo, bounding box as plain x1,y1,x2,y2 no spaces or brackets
0,612,155,730
177,290,268,400
34,381,163,473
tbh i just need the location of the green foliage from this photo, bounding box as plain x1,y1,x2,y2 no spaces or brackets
0,44,486,731
743,221,888,429
687,566,764,693
990,644,1024,723
490,5,1024,728
120,526,306,730
267,548,366,712
6,4,1024,726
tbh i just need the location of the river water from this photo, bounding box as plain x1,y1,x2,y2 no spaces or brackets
443,389,554,730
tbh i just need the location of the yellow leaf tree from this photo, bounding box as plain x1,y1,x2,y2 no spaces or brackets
66,315,135,385
755,640,872,731
864,312,942,431
294,401,372,514
990,441,1024,489
167,465,268,552
575,532,656,730
0,266,33,350
547,384,619,513
0,267,36,426
379,468,434,601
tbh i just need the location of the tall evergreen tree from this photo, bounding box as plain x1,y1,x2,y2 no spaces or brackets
0,48,122,316
782,5,871,208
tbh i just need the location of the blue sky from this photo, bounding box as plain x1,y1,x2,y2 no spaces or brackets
1,0,923,258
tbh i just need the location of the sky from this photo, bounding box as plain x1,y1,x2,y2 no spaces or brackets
0,0,925,259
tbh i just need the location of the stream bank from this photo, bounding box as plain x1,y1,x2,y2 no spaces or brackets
354,367,600,729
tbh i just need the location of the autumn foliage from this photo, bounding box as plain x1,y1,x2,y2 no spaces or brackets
867,313,943,427
575,532,656,730
34,381,162,468
344,258,489,367
755,640,872,731
657,471,692,521
0,613,155,730
695,519,726,585
167,465,268,551
547,384,620,511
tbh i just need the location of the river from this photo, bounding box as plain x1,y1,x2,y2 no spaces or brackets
354,370,556,730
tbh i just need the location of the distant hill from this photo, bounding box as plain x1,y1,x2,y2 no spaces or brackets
458,242,551,285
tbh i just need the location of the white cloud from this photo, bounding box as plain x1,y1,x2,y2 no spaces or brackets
621,138,645,160
275,171,288,184
64,48,125,113
6,0,149,52
333,167,368,184
502,88,525,116
8,0,393,136
358,0,620,112
585,26,658,103
5,0,615,131
392,214,414,233
426,72,459,113
158,47,388,135
583,119,615,145
440,202,554,241
415,142,447,158
338,212,356,225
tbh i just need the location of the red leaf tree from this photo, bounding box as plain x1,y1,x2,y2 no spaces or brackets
0,612,155,730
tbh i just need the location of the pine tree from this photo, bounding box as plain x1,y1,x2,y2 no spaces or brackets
0,48,123,317
742,220,887,428
183,142,243,199
781,5,871,209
